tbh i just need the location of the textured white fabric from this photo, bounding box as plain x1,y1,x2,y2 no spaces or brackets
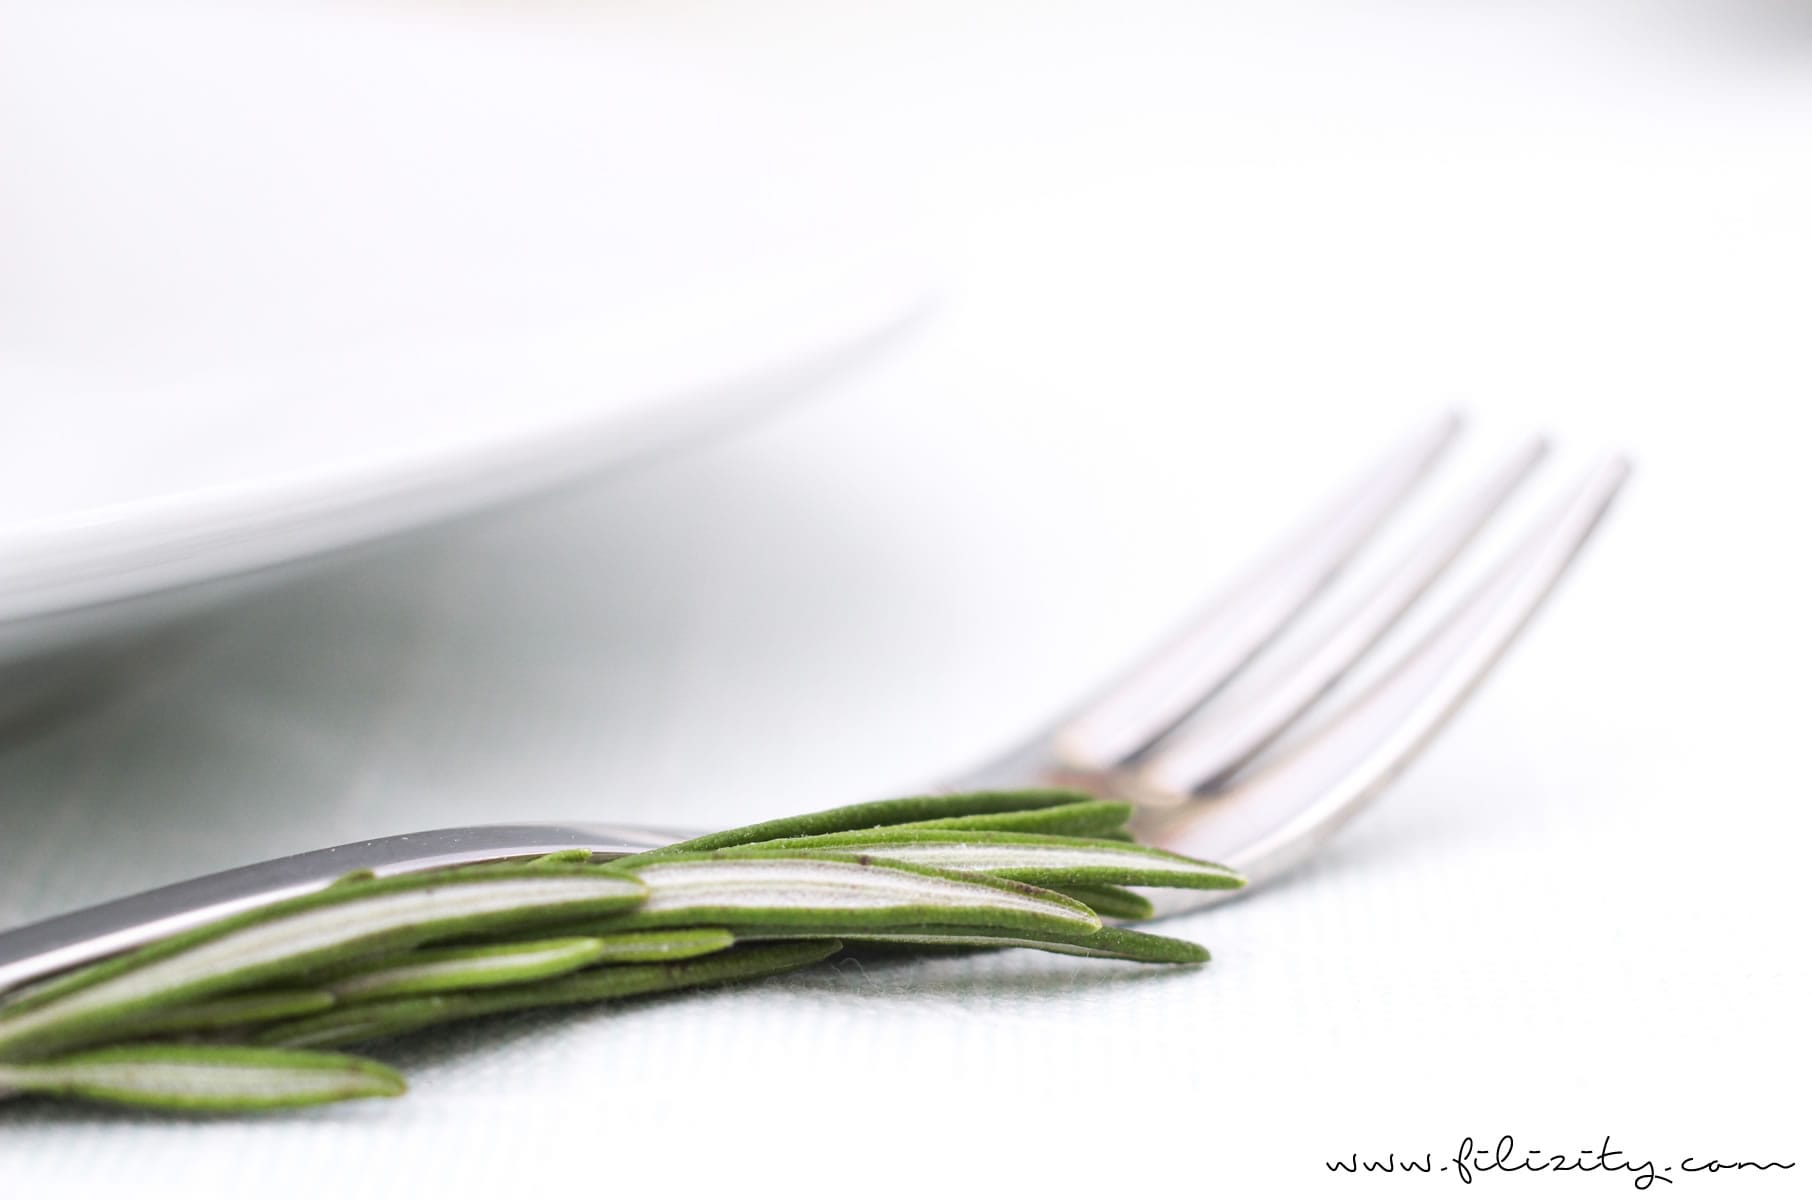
2,2,1807,1195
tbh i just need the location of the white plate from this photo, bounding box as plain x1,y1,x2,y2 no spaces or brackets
0,2,928,665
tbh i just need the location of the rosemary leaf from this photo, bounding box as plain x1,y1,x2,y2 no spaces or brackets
0,1045,405,1111
320,929,738,1000
583,928,738,963
613,790,1098,866
0,866,645,1061
261,940,841,1050
527,849,596,867
591,855,1102,939
709,831,1246,891
1046,883,1155,921
837,924,1210,964
255,997,455,1050
891,799,1135,838
96,990,338,1041
322,938,610,1000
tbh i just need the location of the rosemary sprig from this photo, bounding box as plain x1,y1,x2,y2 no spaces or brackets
0,789,1242,1113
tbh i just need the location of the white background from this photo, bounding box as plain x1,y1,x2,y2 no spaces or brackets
2,1,1809,1195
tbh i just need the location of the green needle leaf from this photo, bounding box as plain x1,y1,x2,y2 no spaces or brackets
585,928,738,963
595,855,1102,939
315,930,736,1000
709,831,1246,891
614,790,1099,866
322,938,611,1000
840,925,1210,964
260,940,841,1050
0,865,645,1060
1047,884,1155,921
254,997,456,1050
893,799,1135,838
526,849,596,867
0,1045,405,1111
98,990,338,1041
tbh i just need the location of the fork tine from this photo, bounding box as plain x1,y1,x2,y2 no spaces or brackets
1136,455,1630,888
1051,412,1461,770
1136,436,1549,799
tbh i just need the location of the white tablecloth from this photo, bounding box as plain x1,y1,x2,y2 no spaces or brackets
3,2,1807,1194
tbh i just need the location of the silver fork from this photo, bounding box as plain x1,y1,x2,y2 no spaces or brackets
0,415,1629,993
